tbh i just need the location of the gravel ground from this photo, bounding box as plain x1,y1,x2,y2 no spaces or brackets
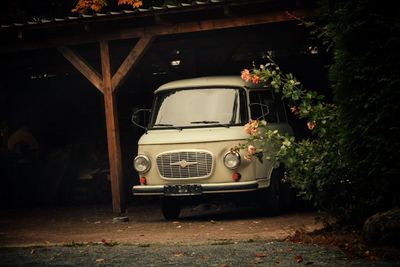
1,241,399,267
1,203,399,266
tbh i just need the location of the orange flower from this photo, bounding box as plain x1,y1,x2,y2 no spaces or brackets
244,154,252,161
133,0,143,8
244,120,259,135
241,69,251,82
91,2,103,12
307,121,316,130
72,0,106,13
118,0,143,8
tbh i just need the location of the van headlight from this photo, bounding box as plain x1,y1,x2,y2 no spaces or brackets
223,151,241,169
134,155,151,173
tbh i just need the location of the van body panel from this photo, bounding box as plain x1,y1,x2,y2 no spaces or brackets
136,139,256,185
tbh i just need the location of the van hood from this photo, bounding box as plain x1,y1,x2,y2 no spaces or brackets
138,126,249,145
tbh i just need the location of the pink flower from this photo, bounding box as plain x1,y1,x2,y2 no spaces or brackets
247,145,256,155
290,106,298,115
251,75,260,84
241,69,251,82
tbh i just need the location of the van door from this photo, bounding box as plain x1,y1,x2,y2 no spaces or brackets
248,89,283,180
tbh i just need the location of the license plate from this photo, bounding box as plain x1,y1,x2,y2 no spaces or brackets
164,184,202,196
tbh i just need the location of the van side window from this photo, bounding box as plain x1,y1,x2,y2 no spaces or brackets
249,90,287,123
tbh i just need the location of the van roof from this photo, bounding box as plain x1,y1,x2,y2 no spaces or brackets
155,76,247,93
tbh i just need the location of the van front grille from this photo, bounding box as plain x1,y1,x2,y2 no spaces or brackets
156,151,213,179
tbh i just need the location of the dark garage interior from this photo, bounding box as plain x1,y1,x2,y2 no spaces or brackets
0,2,330,210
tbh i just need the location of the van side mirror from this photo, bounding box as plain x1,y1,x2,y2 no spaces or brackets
131,108,151,131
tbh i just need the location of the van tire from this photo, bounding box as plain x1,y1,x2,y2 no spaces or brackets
266,168,281,215
257,168,282,216
161,197,181,220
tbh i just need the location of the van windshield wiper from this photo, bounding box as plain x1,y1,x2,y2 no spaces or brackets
190,121,230,128
153,123,182,130
154,123,174,127
190,121,220,124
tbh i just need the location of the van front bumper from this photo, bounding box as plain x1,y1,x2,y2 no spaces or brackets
132,181,258,196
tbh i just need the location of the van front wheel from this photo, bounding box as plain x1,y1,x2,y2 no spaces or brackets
161,197,181,220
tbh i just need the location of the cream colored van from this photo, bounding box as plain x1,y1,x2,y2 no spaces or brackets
132,76,293,219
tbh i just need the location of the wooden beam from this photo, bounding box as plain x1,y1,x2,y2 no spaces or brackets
129,10,314,37
58,47,103,93
112,35,154,92
5,9,316,53
100,40,125,214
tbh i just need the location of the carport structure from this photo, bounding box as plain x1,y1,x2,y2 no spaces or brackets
0,0,317,213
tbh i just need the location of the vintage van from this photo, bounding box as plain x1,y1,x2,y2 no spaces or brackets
132,76,293,219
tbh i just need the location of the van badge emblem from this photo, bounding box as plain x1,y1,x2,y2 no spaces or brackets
170,160,198,168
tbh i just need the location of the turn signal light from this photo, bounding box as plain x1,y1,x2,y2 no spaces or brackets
139,177,147,185
232,172,241,181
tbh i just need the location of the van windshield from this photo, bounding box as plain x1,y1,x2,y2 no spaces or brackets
150,88,247,129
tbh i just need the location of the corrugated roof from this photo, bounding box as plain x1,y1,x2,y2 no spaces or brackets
0,0,317,54
0,0,229,30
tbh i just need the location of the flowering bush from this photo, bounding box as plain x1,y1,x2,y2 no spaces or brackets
238,56,352,223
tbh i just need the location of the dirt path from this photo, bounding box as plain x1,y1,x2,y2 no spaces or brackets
2,203,399,266
0,202,322,247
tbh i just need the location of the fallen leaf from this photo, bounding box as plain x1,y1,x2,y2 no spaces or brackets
368,255,379,261
101,239,117,246
173,252,183,257
295,255,303,263
255,252,267,258
95,258,105,264
254,258,264,264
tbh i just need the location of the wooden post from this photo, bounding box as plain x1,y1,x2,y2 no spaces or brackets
100,40,125,214
59,36,154,213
